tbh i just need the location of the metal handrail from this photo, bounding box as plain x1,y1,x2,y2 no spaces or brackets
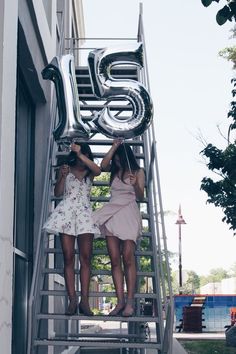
138,3,174,353
27,12,65,354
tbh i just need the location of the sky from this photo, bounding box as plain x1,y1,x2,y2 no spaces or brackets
82,0,236,276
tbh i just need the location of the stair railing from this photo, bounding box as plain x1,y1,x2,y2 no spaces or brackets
27,12,65,354
137,4,174,353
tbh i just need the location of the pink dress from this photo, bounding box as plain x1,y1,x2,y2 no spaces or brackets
93,176,142,243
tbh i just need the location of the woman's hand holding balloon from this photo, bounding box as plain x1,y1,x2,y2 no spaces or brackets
129,173,137,186
71,143,81,157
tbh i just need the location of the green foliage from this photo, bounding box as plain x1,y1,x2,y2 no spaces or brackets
140,256,151,272
219,46,236,69
91,174,111,270
201,0,214,7
182,271,201,294
201,0,236,25
180,340,236,354
200,79,236,233
91,254,110,270
91,308,104,315
200,267,230,286
91,172,110,210
171,270,200,294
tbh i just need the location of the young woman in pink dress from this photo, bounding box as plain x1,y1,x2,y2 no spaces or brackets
93,139,145,316
43,142,101,316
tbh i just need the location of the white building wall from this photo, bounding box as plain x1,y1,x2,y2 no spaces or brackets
200,278,236,295
29,0,57,62
221,277,236,294
0,1,18,353
0,1,85,352
200,282,222,294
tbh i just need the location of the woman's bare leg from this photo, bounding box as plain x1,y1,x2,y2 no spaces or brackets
122,240,136,316
60,234,76,299
60,234,77,314
106,236,125,314
77,233,94,315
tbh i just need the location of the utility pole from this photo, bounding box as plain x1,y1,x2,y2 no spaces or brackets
175,205,186,294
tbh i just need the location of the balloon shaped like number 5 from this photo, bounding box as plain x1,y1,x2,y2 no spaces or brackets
88,43,153,139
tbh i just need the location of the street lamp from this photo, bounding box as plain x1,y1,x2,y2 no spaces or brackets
175,205,186,294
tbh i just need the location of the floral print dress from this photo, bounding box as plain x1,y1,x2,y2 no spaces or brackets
43,173,99,236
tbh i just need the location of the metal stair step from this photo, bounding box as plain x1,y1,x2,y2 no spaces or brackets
44,230,152,238
34,338,161,349
78,93,98,100
78,84,92,88
40,290,157,299
44,248,154,256
37,333,146,339
51,195,148,204
93,152,144,159
42,269,155,277
36,313,159,323
92,180,110,186
77,74,138,80
76,66,138,76
74,349,121,354
55,151,144,160
87,139,144,146
90,196,148,202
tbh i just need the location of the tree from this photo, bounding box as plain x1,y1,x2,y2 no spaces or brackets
182,271,201,294
200,2,236,233
219,45,236,68
171,270,200,294
200,79,236,233
199,267,229,286
201,0,236,25
219,27,236,68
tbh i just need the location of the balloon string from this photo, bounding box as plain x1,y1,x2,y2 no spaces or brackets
123,141,132,174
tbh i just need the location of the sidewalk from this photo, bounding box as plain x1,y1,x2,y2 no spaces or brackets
171,331,226,354
174,331,225,340
82,320,189,353
145,338,188,354
172,338,188,354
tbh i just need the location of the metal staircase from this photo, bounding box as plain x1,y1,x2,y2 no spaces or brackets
27,7,173,354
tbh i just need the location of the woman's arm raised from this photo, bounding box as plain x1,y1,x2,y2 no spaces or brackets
71,143,101,177
101,139,123,172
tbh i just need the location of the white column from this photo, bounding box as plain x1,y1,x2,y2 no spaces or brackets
0,0,18,353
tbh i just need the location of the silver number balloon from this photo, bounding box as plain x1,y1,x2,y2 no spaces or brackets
42,54,90,144
88,42,153,139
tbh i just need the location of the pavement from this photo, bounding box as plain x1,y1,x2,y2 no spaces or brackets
174,331,225,340
172,337,188,354
79,320,190,353
78,320,227,353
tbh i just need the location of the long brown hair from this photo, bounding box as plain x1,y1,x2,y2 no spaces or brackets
110,143,140,184
67,142,94,180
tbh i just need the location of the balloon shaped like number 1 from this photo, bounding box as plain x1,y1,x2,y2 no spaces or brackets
88,42,153,139
42,54,90,144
